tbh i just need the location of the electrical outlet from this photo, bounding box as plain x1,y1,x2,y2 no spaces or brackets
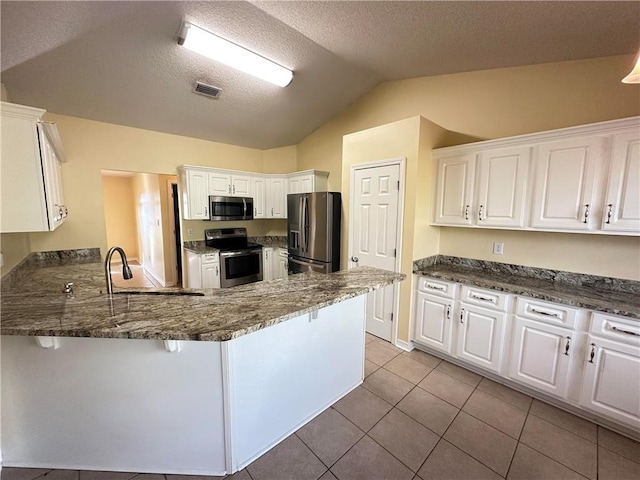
187,228,193,237
493,242,504,255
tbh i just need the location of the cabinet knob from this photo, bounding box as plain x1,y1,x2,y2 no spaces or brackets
351,256,359,263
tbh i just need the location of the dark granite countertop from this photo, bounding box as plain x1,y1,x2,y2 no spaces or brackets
413,257,640,319
1,259,404,341
249,236,288,249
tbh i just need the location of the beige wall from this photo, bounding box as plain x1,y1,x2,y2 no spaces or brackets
263,146,297,174
101,175,138,260
298,54,640,281
0,233,30,276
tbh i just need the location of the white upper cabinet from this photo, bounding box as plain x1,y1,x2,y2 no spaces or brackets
267,176,287,218
531,136,605,231
251,176,267,219
433,154,476,225
209,172,232,196
1,102,68,233
232,175,251,196
180,168,209,220
431,117,639,236
288,171,328,194
602,130,640,233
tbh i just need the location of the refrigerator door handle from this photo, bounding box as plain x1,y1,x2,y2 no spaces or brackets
299,196,305,254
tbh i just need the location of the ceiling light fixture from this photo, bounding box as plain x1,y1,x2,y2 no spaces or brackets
621,51,640,84
178,22,293,88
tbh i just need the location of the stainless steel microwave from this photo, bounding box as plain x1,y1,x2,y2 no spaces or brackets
208,196,254,221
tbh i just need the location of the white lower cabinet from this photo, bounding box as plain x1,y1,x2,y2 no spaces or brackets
508,317,573,399
186,250,220,289
456,303,506,373
278,248,288,278
414,292,455,354
263,248,273,281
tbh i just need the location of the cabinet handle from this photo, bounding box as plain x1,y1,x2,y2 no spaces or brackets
228,185,231,194
460,308,464,324
446,305,451,319
470,293,495,303
205,206,208,217
612,326,640,337
478,205,484,221
606,204,613,224
583,204,590,224
254,207,257,216
564,336,571,356
233,185,236,194
64,205,68,216
529,307,561,319
588,343,596,363
215,266,218,276
271,207,274,216
426,282,446,292
464,205,470,220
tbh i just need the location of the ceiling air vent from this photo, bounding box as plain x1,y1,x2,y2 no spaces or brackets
194,81,221,99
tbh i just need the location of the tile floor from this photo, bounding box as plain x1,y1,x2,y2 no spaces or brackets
3,334,639,480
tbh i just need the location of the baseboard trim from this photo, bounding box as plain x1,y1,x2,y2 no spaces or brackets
394,339,414,352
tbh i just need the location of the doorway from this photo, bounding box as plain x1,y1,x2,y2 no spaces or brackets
349,158,405,343
171,183,182,286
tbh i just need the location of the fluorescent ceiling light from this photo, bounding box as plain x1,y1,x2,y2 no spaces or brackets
179,22,293,87
621,52,640,84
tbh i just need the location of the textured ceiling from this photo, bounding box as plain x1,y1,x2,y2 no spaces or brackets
1,1,638,150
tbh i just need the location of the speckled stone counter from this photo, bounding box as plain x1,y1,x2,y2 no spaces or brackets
413,255,640,319
249,236,288,248
183,241,219,254
1,256,404,341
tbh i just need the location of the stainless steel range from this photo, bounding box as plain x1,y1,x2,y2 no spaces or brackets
205,228,263,288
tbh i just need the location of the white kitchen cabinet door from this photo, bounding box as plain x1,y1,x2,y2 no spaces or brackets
251,176,266,219
288,176,302,195
185,169,210,220
579,335,640,429
475,146,531,228
262,248,273,281
39,125,68,229
288,174,314,194
278,249,288,278
433,154,476,225
185,250,201,288
414,292,455,354
201,262,220,289
531,136,606,231
508,317,573,399
456,304,506,373
602,130,640,233
267,177,287,218
209,172,232,196
232,175,251,197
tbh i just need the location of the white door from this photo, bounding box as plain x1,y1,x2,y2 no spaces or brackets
602,130,640,233
475,146,531,228
579,336,640,428
531,136,606,230
352,163,401,341
209,172,231,196
414,292,454,354
433,154,476,226
456,304,506,373
508,317,572,399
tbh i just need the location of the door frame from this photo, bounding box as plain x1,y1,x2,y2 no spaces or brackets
348,157,406,346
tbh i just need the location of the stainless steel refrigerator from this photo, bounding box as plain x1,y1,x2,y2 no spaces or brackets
287,192,341,274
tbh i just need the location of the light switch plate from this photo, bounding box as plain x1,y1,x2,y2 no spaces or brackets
187,229,193,237
493,242,504,255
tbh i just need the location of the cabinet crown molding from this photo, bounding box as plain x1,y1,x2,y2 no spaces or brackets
179,165,329,179
0,101,45,121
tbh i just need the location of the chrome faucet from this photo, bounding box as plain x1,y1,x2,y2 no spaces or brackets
105,246,133,295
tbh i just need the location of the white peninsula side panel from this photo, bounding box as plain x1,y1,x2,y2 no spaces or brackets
224,295,366,472
1,337,226,475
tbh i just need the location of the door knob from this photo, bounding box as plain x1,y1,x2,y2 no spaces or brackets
351,256,359,263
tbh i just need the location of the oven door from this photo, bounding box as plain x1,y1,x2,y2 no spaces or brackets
209,196,253,221
219,248,263,287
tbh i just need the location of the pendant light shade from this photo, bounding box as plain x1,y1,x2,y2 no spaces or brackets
622,53,640,84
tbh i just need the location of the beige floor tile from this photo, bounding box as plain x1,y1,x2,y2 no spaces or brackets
383,355,433,384
0,469,53,480
362,368,414,405
297,408,364,467
365,342,401,366
598,426,640,463
333,386,393,431
598,446,640,480
396,387,459,435
507,443,587,480
224,470,251,480
364,359,379,377
369,409,440,472
33,472,79,480
331,436,414,480
435,361,482,387
520,415,597,480
167,474,226,479
477,378,532,411
417,440,503,480
319,471,337,480
131,475,165,480
529,399,597,442
418,370,474,408
79,472,138,480
444,411,517,477
463,390,527,439
246,434,326,480
365,333,377,344
402,349,442,369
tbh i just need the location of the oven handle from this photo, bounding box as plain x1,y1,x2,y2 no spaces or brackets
220,248,262,257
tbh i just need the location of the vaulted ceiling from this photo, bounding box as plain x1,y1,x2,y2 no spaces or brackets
2,1,638,149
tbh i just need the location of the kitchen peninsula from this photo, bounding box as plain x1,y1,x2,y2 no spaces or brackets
1,251,405,476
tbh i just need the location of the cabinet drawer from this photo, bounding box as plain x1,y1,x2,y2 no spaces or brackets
418,277,457,298
516,297,578,329
590,312,640,345
201,253,219,264
460,285,509,311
